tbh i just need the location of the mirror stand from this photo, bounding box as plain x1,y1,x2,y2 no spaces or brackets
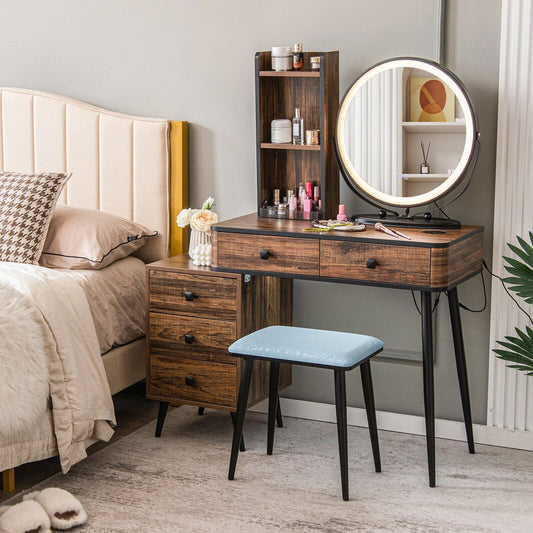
354,211,461,229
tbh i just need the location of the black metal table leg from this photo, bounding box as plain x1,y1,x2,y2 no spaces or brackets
334,368,349,501
268,361,281,455
198,407,205,416
155,401,169,438
276,397,283,428
447,287,475,454
229,358,254,480
360,361,381,473
230,412,246,452
421,290,436,487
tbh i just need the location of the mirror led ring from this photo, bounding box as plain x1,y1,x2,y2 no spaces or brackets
336,58,477,208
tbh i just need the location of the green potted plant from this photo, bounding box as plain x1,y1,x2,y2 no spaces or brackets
494,231,533,375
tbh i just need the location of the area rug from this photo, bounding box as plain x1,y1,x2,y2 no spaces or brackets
9,406,533,532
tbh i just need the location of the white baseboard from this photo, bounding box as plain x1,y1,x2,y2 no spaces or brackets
249,398,533,451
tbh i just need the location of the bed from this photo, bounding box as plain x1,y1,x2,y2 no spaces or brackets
0,87,188,490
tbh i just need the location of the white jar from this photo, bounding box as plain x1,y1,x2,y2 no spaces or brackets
271,119,292,144
271,46,292,71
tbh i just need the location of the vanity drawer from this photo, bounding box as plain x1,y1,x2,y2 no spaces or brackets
149,270,237,321
320,241,431,286
148,355,237,408
149,313,236,364
214,232,320,276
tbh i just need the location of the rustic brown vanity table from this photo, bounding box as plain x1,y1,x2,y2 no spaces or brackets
210,214,484,487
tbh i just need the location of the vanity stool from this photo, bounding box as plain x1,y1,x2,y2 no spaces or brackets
227,325,383,501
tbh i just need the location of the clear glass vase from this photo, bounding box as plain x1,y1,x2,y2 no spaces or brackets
188,229,210,259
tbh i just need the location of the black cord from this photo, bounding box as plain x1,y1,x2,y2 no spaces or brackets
411,291,442,315
433,201,451,220
483,259,533,325
448,269,487,313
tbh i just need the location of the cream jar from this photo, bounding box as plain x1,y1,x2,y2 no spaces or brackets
271,119,292,144
271,46,292,71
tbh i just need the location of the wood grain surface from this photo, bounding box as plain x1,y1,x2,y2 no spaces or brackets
146,255,292,411
213,232,319,276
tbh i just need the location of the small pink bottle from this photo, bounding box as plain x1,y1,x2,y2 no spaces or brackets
337,204,347,221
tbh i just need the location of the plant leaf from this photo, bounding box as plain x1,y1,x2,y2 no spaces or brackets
494,326,533,374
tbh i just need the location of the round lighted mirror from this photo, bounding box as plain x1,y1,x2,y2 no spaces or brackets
335,57,479,212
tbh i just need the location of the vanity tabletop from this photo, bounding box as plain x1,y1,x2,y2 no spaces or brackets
211,213,484,248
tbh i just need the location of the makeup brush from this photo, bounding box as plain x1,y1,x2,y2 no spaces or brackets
375,222,412,240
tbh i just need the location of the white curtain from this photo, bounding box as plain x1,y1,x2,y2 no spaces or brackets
344,69,401,195
488,0,533,432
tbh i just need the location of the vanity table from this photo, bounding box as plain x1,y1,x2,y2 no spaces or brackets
211,214,484,487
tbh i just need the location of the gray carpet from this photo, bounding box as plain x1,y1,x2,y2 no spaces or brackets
7,406,533,532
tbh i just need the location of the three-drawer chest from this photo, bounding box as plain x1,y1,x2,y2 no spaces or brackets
146,254,292,425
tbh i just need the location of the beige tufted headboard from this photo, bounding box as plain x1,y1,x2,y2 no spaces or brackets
0,88,188,261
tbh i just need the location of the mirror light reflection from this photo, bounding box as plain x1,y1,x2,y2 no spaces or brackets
336,58,476,208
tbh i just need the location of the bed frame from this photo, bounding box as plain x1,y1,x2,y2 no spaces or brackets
0,87,188,491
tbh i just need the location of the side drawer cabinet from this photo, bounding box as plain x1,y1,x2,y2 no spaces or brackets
146,254,292,412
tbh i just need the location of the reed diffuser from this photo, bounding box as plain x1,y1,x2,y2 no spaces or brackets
420,141,431,174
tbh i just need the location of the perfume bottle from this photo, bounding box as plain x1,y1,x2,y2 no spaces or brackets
292,43,303,70
292,108,304,145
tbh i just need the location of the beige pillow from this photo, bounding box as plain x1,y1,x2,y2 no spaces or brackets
39,206,157,270
0,171,70,264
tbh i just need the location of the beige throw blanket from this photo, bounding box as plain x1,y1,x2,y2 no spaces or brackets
0,263,115,472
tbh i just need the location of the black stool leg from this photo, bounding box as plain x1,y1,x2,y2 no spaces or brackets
268,361,281,455
229,357,254,480
155,401,169,438
198,407,205,416
447,288,475,454
276,397,284,428
230,412,246,452
421,290,436,487
334,368,349,501
360,360,381,473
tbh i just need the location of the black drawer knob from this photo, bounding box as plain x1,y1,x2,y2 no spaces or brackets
260,249,270,260
185,376,195,386
184,333,195,344
184,291,196,301
366,258,378,269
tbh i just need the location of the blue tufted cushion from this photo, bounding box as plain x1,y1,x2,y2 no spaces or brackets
228,326,383,369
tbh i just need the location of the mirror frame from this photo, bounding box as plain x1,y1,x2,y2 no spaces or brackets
335,57,479,209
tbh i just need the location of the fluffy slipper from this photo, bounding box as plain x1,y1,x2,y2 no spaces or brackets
23,489,87,530
0,500,51,533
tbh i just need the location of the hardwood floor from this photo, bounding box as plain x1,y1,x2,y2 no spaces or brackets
0,382,172,503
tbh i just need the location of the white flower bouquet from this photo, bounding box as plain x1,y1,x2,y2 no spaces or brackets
176,196,218,235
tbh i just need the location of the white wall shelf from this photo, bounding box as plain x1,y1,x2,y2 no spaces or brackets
402,121,466,134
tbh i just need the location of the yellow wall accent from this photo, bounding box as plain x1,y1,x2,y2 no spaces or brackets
169,121,189,256
2,468,15,492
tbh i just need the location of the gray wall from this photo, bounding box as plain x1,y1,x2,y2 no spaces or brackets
0,0,501,423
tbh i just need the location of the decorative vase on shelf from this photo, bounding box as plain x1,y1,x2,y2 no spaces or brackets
189,229,210,259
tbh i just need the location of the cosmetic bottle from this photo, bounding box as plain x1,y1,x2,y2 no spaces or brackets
292,43,303,70
305,182,313,201
313,185,320,210
337,204,347,221
271,46,292,71
289,195,297,218
303,198,312,220
273,188,280,207
292,108,304,145
298,182,305,209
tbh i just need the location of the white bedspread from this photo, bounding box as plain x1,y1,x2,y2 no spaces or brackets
0,263,115,472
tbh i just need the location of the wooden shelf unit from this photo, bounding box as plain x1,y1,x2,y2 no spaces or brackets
255,50,339,219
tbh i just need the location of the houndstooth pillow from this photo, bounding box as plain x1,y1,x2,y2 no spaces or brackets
0,171,70,264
